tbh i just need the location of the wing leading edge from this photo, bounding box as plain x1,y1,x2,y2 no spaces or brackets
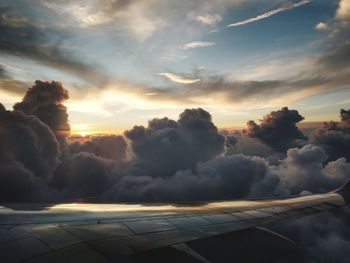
0,179,349,262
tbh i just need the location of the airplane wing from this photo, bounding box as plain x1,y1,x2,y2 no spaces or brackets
0,180,349,263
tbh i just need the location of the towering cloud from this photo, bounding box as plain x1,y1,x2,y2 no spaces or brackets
14,80,70,138
0,103,60,201
124,108,225,177
244,107,306,151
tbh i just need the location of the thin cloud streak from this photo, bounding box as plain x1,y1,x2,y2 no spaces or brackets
183,41,216,49
227,0,311,28
158,72,200,84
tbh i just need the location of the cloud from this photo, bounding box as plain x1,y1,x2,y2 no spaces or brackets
124,108,225,178
158,72,200,84
309,109,350,161
227,1,311,28
1,80,350,208
226,134,275,159
69,135,127,163
0,64,28,95
139,71,336,109
0,103,60,202
269,206,350,263
274,144,350,195
104,154,279,202
0,6,108,85
315,22,329,30
59,152,116,200
183,41,216,49
192,14,222,25
318,43,350,71
243,107,307,151
42,0,165,41
13,80,70,138
336,0,350,21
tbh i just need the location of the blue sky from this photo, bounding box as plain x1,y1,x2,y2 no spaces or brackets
0,0,349,134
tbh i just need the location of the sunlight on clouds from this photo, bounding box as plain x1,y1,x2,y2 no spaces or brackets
0,89,21,108
336,0,350,20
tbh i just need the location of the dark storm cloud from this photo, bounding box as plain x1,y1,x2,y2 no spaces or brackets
103,154,280,202
14,80,70,137
0,5,107,85
124,108,225,177
69,135,127,163
309,109,350,161
243,107,307,151
60,152,116,200
0,104,60,202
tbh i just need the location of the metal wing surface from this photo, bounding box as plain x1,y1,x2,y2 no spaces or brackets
0,180,349,262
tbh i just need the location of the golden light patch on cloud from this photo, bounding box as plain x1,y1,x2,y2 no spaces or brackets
0,89,22,106
336,0,350,20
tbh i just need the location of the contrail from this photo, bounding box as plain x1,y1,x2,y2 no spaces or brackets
227,0,311,28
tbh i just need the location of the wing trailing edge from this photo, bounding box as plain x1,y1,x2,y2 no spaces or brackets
336,178,350,203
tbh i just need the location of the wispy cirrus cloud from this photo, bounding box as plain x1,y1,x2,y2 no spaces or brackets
158,72,200,84
183,41,215,49
227,0,311,28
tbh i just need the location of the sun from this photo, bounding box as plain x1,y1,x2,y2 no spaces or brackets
78,131,92,137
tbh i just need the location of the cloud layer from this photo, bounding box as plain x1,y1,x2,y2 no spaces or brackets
1,81,350,203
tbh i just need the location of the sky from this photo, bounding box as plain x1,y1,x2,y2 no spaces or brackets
0,0,349,135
